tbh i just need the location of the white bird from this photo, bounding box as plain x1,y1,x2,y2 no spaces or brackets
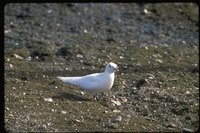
57,62,118,100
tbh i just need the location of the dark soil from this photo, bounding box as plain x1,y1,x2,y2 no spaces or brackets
4,3,199,132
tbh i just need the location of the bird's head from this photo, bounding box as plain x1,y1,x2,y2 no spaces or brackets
105,62,118,73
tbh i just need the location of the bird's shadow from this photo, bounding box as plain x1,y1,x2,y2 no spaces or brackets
52,92,91,101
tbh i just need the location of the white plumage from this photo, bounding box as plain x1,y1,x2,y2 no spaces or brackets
57,62,118,99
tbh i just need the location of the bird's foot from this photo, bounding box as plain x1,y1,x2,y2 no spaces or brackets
93,94,99,101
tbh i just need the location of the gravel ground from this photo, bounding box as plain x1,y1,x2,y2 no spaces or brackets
4,3,199,132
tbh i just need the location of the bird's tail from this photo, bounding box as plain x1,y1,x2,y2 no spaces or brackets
57,76,80,86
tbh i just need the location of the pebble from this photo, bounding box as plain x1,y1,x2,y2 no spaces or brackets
5,107,10,111
127,115,131,118
113,110,121,113
80,91,85,95
165,122,176,128
119,56,124,59
8,113,13,117
115,116,122,122
40,125,47,129
76,54,83,58
144,9,148,14
111,99,121,106
43,98,53,102
75,119,81,123
132,87,137,90
155,59,163,63
109,123,119,129
183,128,193,132
12,87,16,89
10,64,14,69
148,76,154,79
186,91,190,94
61,111,66,114
120,97,127,102
14,53,24,60
25,56,32,61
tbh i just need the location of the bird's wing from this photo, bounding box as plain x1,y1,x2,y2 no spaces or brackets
57,73,101,87
75,73,102,88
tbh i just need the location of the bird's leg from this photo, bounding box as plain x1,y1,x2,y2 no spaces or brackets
93,94,97,101
93,94,99,101
96,94,99,101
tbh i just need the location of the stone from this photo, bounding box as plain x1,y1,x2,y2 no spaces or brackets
120,97,127,102
110,123,119,129
43,98,53,102
61,111,66,114
14,53,24,60
111,98,121,106
183,128,193,132
115,116,122,122
113,110,121,113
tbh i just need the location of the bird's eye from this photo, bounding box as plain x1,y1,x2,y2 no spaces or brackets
109,65,111,67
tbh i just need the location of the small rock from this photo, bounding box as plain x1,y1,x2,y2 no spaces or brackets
8,113,13,117
144,98,149,102
25,56,31,61
14,53,24,60
155,59,163,63
9,64,14,69
113,110,121,113
80,91,85,95
75,119,81,123
76,54,83,58
132,87,137,90
110,123,119,129
111,95,115,99
43,98,53,102
111,99,121,106
120,97,127,102
144,9,148,14
5,107,10,111
61,111,66,114
126,115,131,118
115,116,122,122
164,51,168,55
84,29,88,33
12,87,16,89
152,54,157,58
5,30,11,34
40,125,47,129
167,68,172,72
148,76,154,79
186,91,190,94
183,128,193,132
166,122,176,128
